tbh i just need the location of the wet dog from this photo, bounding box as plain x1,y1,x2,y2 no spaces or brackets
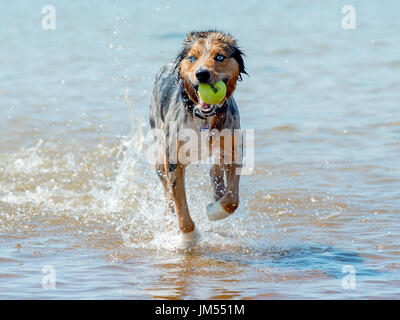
149,30,247,248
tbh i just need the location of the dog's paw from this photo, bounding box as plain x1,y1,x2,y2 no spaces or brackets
177,227,200,250
206,202,230,221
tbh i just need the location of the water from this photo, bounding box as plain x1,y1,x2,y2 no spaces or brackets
1,0,399,299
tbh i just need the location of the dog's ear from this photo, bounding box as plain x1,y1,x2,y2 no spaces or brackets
183,31,197,45
173,33,197,81
231,46,247,81
173,46,188,82
173,48,186,71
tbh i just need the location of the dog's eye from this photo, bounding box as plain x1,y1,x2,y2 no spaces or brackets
188,56,197,62
215,54,226,61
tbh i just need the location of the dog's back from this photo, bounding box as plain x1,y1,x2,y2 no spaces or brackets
149,63,180,131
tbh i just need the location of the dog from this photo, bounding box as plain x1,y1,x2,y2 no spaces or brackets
149,30,247,248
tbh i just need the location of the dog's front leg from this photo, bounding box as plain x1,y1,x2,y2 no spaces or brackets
206,163,240,221
210,163,225,202
207,130,241,221
167,157,199,248
220,163,240,213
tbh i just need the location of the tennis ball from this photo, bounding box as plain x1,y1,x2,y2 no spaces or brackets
198,80,226,105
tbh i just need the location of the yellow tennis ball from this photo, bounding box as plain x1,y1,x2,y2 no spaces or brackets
198,80,226,105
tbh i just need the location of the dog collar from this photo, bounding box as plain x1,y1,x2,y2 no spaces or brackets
179,81,228,120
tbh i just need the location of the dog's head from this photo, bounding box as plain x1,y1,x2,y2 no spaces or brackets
174,30,247,111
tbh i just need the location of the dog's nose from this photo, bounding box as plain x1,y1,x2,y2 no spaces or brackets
195,69,211,83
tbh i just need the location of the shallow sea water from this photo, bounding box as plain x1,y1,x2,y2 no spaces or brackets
0,0,399,299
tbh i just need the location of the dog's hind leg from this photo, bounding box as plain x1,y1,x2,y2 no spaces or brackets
155,161,175,215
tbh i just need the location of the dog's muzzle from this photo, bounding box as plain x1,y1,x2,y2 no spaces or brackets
180,80,229,119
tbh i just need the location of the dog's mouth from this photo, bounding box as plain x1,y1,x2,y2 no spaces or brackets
192,85,215,115
199,100,213,113
192,79,228,115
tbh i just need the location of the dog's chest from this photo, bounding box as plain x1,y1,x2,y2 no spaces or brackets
182,118,220,164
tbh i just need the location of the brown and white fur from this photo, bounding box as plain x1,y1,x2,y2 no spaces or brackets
149,30,247,248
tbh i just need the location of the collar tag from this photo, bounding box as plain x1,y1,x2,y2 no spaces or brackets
199,123,209,131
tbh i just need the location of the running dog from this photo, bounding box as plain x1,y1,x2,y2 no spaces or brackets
149,30,247,248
